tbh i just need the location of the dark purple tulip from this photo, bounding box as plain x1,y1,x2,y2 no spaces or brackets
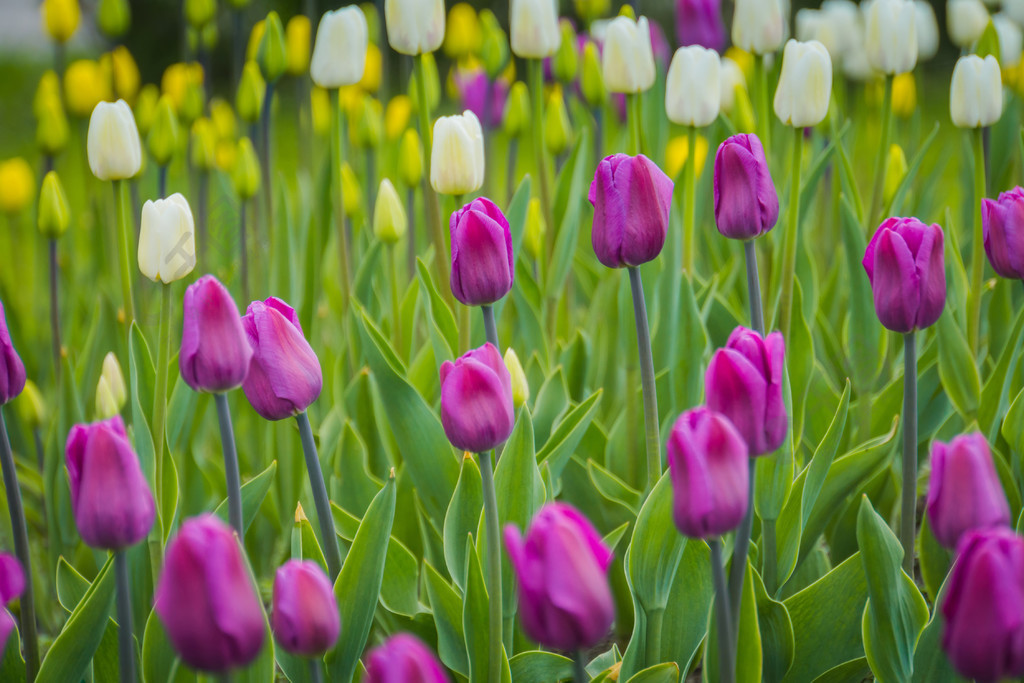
453,67,509,130
941,528,1024,682
439,343,514,453
862,217,946,334
364,633,450,683
449,198,514,306
705,326,787,456
504,503,615,651
65,416,155,550
667,407,749,538
983,187,1024,280
154,514,265,672
676,0,726,51
0,554,23,661
180,275,254,393
0,300,25,406
713,134,779,240
926,433,1010,550
589,154,674,269
272,560,340,657
241,297,322,421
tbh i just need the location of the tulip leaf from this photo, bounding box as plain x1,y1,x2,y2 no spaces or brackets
886,123,940,218
508,652,574,682
754,567,795,683
55,557,91,613
980,307,1024,438
232,539,276,683
128,321,156,492
213,459,278,536
506,176,532,266
537,389,603,480
840,196,883,405
416,258,457,364
141,608,197,683
625,473,686,612
443,455,483,594
705,559,763,683
911,574,968,683
423,561,469,677
936,307,980,420
1002,386,1024,458
917,513,952,603
798,121,847,218
656,539,713,675
0,620,24,682
941,208,970,326
463,536,505,683
532,367,571,446
810,658,872,682
547,129,590,295
626,662,680,683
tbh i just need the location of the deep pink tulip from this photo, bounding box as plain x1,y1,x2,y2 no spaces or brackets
676,0,726,51
439,343,514,453
705,326,787,456
180,275,253,393
364,633,450,683
0,554,23,661
272,560,340,657
862,217,946,334
0,300,25,406
713,134,779,240
983,187,1024,280
589,154,674,269
154,514,265,672
241,297,322,421
449,198,514,306
926,433,1010,549
504,503,615,651
453,67,509,129
65,416,155,550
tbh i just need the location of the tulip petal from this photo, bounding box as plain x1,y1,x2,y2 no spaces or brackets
914,223,946,329
706,347,770,455
870,228,919,333
0,555,24,605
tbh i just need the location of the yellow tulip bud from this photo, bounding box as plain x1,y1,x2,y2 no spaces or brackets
134,84,160,135
110,46,141,105
285,15,311,76
892,72,917,119
258,11,288,82
618,4,636,20
545,86,573,156
216,140,237,173
34,71,62,118
574,0,611,23
64,59,111,118
385,95,412,140
37,97,70,156
350,94,383,148
14,381,46,429
237,61,266,124
503,81,531,136
97,0,131,38
883,144,908,208
410,52,441,114
341,162,363,218
373,178,407,243
523,197,545,262
191,118,217,171
38,171,70,239
479,10,510,78
398,128,424,187
232,137,261,199
360,43,383,93
42,0,80,43
504,347,529,408
0,158,35,215
311,86,331,137
247,19,266,63
161,62,204,118
185,0,216,29
444,3,482,59
725,47,755,82
98,352,128,418
226,0,249,8
148,96,181,167
553,20,579,83
580,41,606,107
666,134,709,180
339,85,363,116
731,83,757,133
209,97,237,140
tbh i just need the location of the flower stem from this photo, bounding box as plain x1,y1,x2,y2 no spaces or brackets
628,266,661,494
390,245,402,351
214,393,244,538
49,238,61,373
754,54,771,155
153,284,172,508
869,75,893,226
684,125,698,275
478,451,502,683
296,412,343,580
627,93,642,156
240,198,249,304
157,164,168,199
744,240,765,336
728,459,756,637
574,650,588,683
482,304,499,349
114,179,136,324
901,332,918,576
309,660,324,683
777,126,804,344
529,59,555,260
114,551,136,683
331,88,352,311
968,127,986,355
415,55,449,296
710,538,735,683
261,81,275,257
644,607,664,667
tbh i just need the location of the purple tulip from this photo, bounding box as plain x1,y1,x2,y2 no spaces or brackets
180,275,254,393
941,528,1024,682
241,297,322,421
364,633,450,683
589,154,674,269
453,67,509,130
65,416,155,550
649,19,672,66
272,560,340,657
705,326,787,456
713,134,779,240
667,407,749,538
504,503,615,651
982,187,1024,280
449,198,514,307
862,217,946,334
926,433,1011,550
439,343,514,453
154,514,265,672
0,300,25,406
676,0,726,51
0,554,23,661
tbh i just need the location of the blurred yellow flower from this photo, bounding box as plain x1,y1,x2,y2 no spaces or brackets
892,73,917,118
574,0,611,23
341,162,363,217
884,143,908,207
37,97,70,156
110,46,141,105
134,84,160,135
34,70,62,118
42,0,80,43
161,62,204,115
38,171,70,238
444,3,482,59
64,60,112,117
385,95,412,140
185,0,216,29
311,86,331,137
0,159,36,214
666,134,709,179
398,128,423,187
286,15,311,76
97,0,131,38
725,47,755,82
545,86,573,156
360,43,383,93
236,61,266,124
523,197,545,261
191,117,217,171
209,98,237,140
232,137,261,199
349,93,383,148
247,20,266,63
216,139,237,173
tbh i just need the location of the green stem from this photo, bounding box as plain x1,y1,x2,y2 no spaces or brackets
573,650,588,683
415,55,449,295
754,55,771,155
645,607,664,667
389,244,402,352
627,93,642,156
153,284,171,506
869,75,893,226
114,551,136,683
114,179,136,323
530,59,556,262
684,125,698,275
968,127,986,355
309,659,323,683
482,304,499,349
744,240,765,335
710,539,735,683
479,451,503,683
777,127,804,343
331,88,351,311
261,81,275,260
628,267,661,494
728,459,756,635
49,239,61,373
214,393,244,538
901,332,918,576
296,412,343,580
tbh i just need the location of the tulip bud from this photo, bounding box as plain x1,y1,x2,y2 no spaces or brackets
940,529,1024,681
503,81,532,136
440,343,514,452
155,514,266,672
180,275,253,393
892,73,918,118
398,129,424,188
0,554,24,661
87,100,143,181
97,0,130,38
350,94,383,149
706,326,787,456
34,70,62,118
479,10,510,78
862,217,946,334
718,56,747,114
410,52,441,114
134,84,160,135
190,118,217,171
883,144,908,208
732,0,785,54
0,302,26,407
15,380,46,429
108,46,140,107
232,137,261,199
505,503,615,650
948,0,990,48
580,42,607,106
523,197,545,261
712,134,778,241
431,111,485,196
504,348,529,408
602,15,656,93
148,96,181,167
0,159,35,215
444,3,482,59
237,61,266,125
341,162,363,218
64,60,111,118
510,0,561,59
774,40,833,128
589,154,673,269
139,194,197,284
247,20,266,63
364,634,449,683
544,87,573,156
95,376,120,420
552,20,579,83
242,297,323,421
666,46,722,127
374,178,407,244
271,560,340,656
38,171,70,239
285,15,311,76
449,198,514,306
983,187,1024,279
865,0,918,75
258,12,288,83
97,352,127,418
995,13,1024,68
42,0,80,43
385,96,412,141
184,0,216,29
385,0,445,55
676,0,727,51
915,1,940,61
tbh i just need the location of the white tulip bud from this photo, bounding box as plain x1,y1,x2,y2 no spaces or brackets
914,1,940,61
732,0,785,55
385,0,444,56
719,57,746,113
602,15,656,94
865,0,917,75
774,39,833,128
947,0,990,48
310,7,367,89
995,13,1024,67
510,0,561,59
97,352,127,418
87,100,142,181
430,111,485,196
665,46,721,128
950,54,1003,128
796,10,843,63
138,193,197,283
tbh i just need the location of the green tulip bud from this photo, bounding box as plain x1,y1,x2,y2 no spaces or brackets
184,0,216,29
553,20,579,83
232,137,261,199
34,71,62,118
504,347,529,408
580,41,606,107
524,197,544,261
574,0,611,23
409,52,441,114
38,171,70,239
503,81,531,137
201,22,219,50
479,10,510,78
97,0,130,38
350,94,383,149
148,95,181,167
36,97,69,156
341,162,363,218
373,178,407,243
191,117,217,171
15,380,46,429
134,83,160,135
258,11,288,83
544,87,573,156
398,129,424,188
237,61,266,124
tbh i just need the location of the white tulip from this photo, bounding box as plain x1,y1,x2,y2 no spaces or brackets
385,0,444,56
796,9,843,63
430,111,485,195
914,1,940,60
138,193,196,283
995,13,1024,67
666,46,721,127
719,57,746,113
866,0,917,75
950,54,1003,128
732,0,785,55
87,100,142,181
774,39,833,128
1006,0,1024,27
947,0,990,48
310,7,368,89
602,15,656,94
510,0,561,59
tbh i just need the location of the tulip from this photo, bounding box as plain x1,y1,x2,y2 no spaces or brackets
552,20,579,82
341,162,364,218
65,416,155,550
237,62,266,125
258,11,287,83
732,0,785,54
510,0,561,59
374,179,407,244
883,144,908,207
449,198,514,306
138,194,196,284
65,60,110,118
865,0,917,75
862,217,946,334
948,0,989,48
444,3,482,59
713,134,779,241
87,100,142,181
719,57,747,114
524,197,545,261
480,10,510,77
163,62,205,122
995,13,1024,68
241,297,322,421
180,276,253,393
364,634,450,683
676,0,726,51
385,0,445,56
504,503,615,651
97,0,131,38
349,94,383,149
109,46,140,105
602,15,656,93
0,301,26,407
941,528,1024,682
190,118,217,171
36,97,70,157
155,514,266,672
0,159,35,215
285,15,311,76
95,352,127,419
410,52,441,114
430,111,485,196
310,8,368,89
544,86,573,156
14,381,46,431
453,67,508,130
984,187,1024,279
0,554,23,661
384,96,412,140
271,560,340,657
504,348,529,408
581,41,607,106
233,137,261,199
42,0,80,43
148,96,180,168
773,40,833,128
184,0,215,28
439,343,514,453
795,10,844,64
398,129,423,188
915,1,940,60
589,154,673,269
706,326,787,456
892,73,918,118
666,135,709,179
134,85,159,135
666,46,721,127
1008,0,1024,26
503,81,532,136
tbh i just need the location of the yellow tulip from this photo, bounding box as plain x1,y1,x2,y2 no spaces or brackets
373,178,407,243
209,98,237,141
64,60,111,117
97,0,131,38
523,197,544,261
191,118,217,171
360,43,383,93
444,3,482,59
184,0,216,29
216,139,237,173
883,144,908,207
37,97,70,156
236,61,266,124
724,47,755,82
42,0,80,43
247,20,266,63
341,162,363,218
666,134,709,180
110,46,141,105
349,94,383,149
385,95,412,140
34,70,62,118
161,62,204,115
311,87,331,137
232,137,261,199
0,159,36,214
545,86,573,156
892,72,917,119
398,129,424,187
286,15,311,76
134,84,160,135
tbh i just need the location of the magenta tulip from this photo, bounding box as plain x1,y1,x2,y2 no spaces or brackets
180,275,253,393
0,554,23,661
676,0,727,51
439,343,514,453
454,67,509,129
364,633,450,683
272,560,340,657
713,134,779,240
449,198,514,306
0,300,25,406
982,187,1024,280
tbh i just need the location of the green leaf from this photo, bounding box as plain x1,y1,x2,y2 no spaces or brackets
0,620,24,682
980,307,1024,439
463,538,501,683
705,559,762,683
508,652,573,683
229,536,276,683
55,556,91,613
886,123,940,217
423,562,469,677
626,473,686,612
141,609,197,683
416,258,457,365
658,539,714,675
506,176,533,262
936,308,980,420
840,197,883,402
626,662,680,683
547,129,590,295
911,575,968,683
537,390,603,480
128,322,156,489
444,455,483,593
213,460,277,536
1002,385,1024,457
754,568,795,683
811,658,872,683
